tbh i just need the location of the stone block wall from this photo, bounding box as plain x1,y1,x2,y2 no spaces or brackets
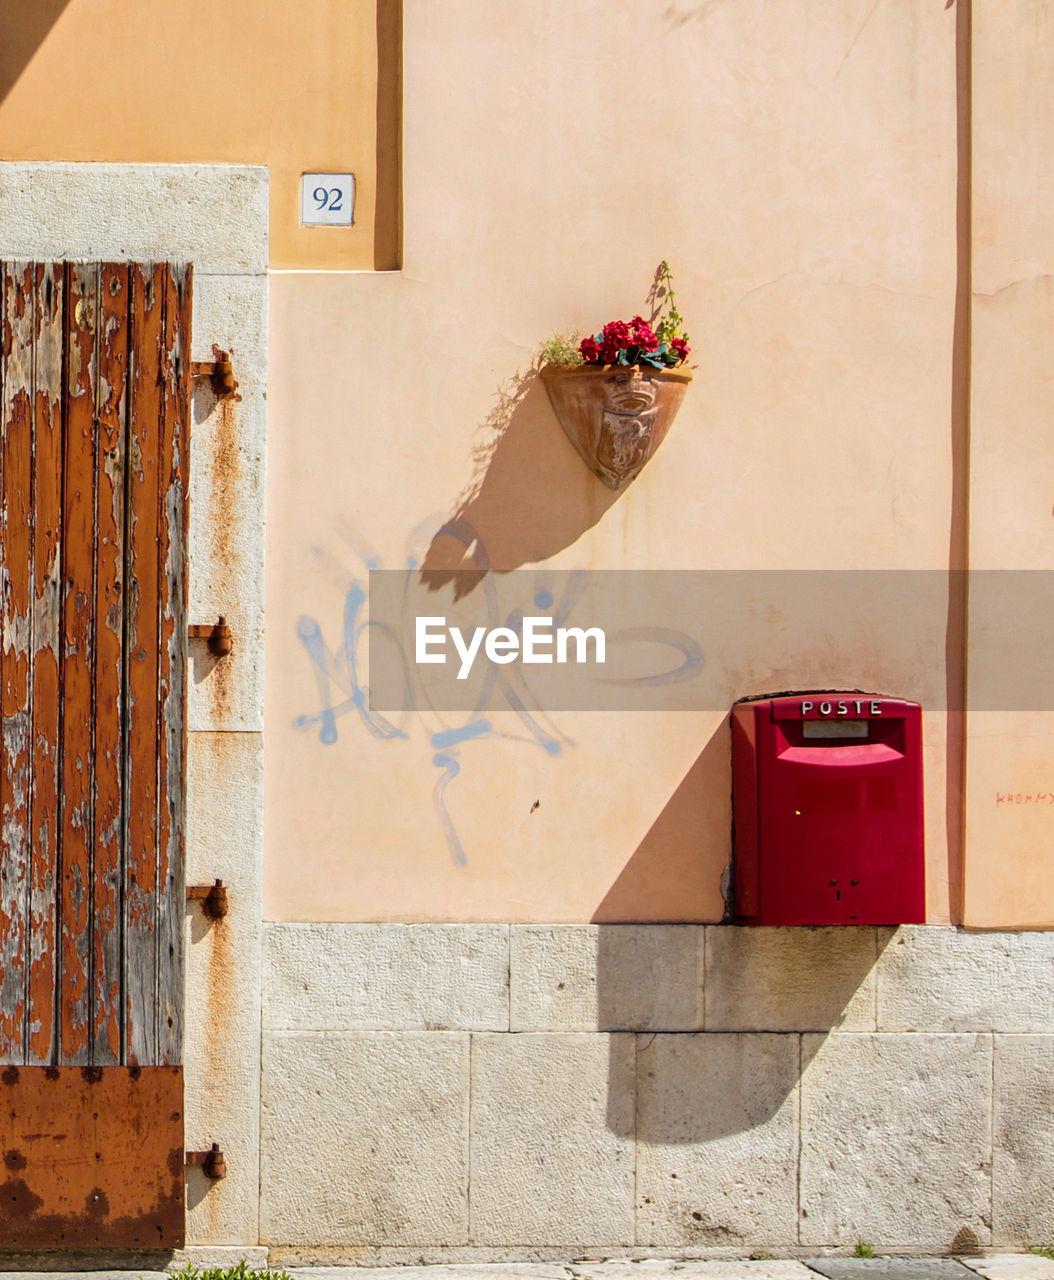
259,924,1054,1262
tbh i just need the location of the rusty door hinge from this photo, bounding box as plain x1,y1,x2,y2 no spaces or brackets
186,879,228,919
186,1143,226,1179
188,616,233,657
191,349,237,398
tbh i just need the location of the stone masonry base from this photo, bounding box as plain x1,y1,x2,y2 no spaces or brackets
253,925,1054,1257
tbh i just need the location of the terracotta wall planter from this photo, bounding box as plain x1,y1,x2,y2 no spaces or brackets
540,363,692,490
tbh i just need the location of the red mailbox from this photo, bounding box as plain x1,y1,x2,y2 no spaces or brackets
731,693,924,926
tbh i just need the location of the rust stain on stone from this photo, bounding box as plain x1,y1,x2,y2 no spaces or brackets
199,387,241,724
190,748,235,1235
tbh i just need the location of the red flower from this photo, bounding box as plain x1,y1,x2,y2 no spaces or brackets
602,319,632,349
630,315,659,351
579,316,677,365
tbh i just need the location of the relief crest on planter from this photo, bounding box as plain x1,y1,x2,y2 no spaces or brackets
541,363,691,491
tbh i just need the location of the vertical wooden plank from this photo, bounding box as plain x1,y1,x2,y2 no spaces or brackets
58,263,98,1064
123,263,163,1065
27,262,63,1064
91,263,129,1066
0,259,188,1074
0,263,35,1064
156,264,190,1065
0,263,8,1060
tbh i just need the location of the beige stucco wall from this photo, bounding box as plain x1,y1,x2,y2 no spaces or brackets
963,0,1054,927
7,0,1040,927
0,0,394,270
264,0,960,923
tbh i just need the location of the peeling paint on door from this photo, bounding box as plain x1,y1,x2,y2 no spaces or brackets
0,261,191,1247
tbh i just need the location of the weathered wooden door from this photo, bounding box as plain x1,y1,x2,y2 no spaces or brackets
0,262,190,1248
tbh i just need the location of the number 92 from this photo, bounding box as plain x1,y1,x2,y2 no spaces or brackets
313,186,344,213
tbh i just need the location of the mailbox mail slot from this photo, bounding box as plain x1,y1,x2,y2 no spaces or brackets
731,693,924,926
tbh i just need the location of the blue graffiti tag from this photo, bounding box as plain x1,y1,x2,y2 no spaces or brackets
294,519,572,866
295,519,703,865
